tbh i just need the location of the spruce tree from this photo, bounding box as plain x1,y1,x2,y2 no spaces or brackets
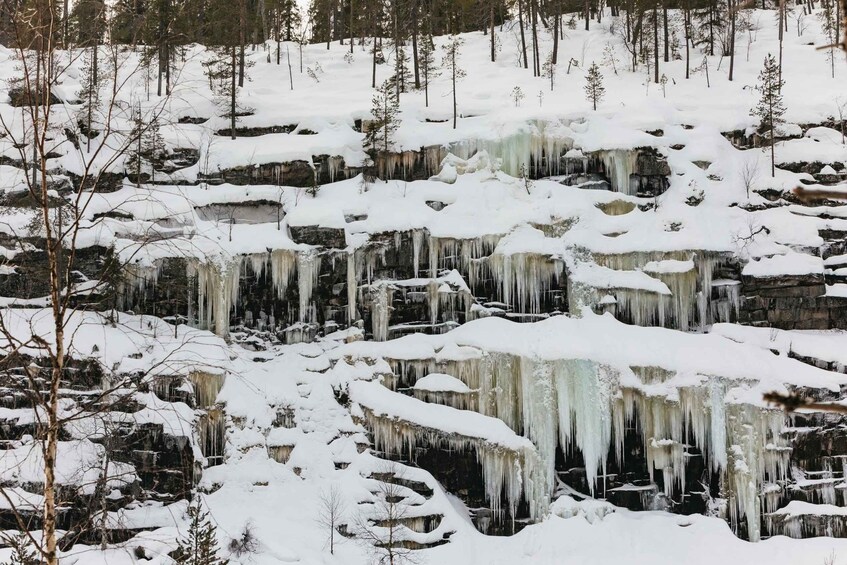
141,115,168,182
750,53,785,177
442,35,465,130
419,32,439,107
0,532,39,565
173,499,229,565
367,79,399,155
584,62,605,111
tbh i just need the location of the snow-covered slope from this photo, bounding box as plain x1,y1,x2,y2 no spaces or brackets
2,5,847,564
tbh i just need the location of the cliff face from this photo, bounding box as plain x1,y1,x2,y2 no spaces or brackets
1,12,847,563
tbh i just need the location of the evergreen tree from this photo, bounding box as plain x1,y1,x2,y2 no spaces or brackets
173,499,229,565
442,35,465,130
126,104,145,187
367,79,399,155
0,532,39,565
76,49,102,152
750,53,786,177
584,61,605,111
419,32,439,107
819,0,837,78
142,115,168,182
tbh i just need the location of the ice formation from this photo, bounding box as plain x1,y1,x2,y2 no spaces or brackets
447,120,574,178
349,379,546,520
371,347,791,540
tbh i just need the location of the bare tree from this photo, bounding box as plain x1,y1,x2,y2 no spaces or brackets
355,471,416,565
0,7,192,564
317,484,346,554
739,159,759,199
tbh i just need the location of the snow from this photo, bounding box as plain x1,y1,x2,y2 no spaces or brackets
742,252,825,278
413,373,472,393
1,4,847,564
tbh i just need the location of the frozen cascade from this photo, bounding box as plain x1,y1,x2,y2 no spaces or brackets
118,260,164,310
488,253,564,314
552,359,615,495
197,406,226,467
189,371,227,408
370,282,394,341
597,149,639,195
189,258,241,337
447,120,574,178
357,400,545,521
412,229,425,279
711,279,742,324
380,351,791,534
347,251,359,323
584,250,730,330
429,234,502,286
269,249,297,298
297,250,322,323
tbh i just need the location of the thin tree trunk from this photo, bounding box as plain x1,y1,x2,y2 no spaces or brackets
452,56,457,129
663,2,669,62
684,7,690,78
653,4,659,82
728,0,736,81
552,13,559,64
490,1,496,62
518,0,528,68
231,46,237,140
412,1,420,87
531,0,540,76
778,0,785,87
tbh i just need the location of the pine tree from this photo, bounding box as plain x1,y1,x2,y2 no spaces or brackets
584,61,605,111
141,115,168,182
442,35,465,130
126,104,145,187
819,0,837,78
0,532,39,565
173,499,229,565
750,53,786,177
419,32,439,107
367,79,399,155
76,48,102,152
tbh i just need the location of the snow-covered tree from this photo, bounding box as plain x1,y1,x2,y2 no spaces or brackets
367,79,399,154
750,53,786,177
542,52,556,91
511,86,525,107
173,499,229,565
442,35,465,130
584,61,605,111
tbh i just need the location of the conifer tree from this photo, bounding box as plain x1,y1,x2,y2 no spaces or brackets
141,116,168,182
584,61,605,111
367,79,399,155
173,499,229,565
442,35,465,130
419,32,439,107
750,53,786,177
0,532,39,565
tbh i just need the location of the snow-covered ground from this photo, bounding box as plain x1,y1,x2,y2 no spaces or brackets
2,4,847,565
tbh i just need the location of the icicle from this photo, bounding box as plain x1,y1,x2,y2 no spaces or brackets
412,229,424,279
189,371,227,408
370,282,394,341
597,149,639,195
297,250,321,323
270,249,297,298
347,250,359,324
188,258,241,336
